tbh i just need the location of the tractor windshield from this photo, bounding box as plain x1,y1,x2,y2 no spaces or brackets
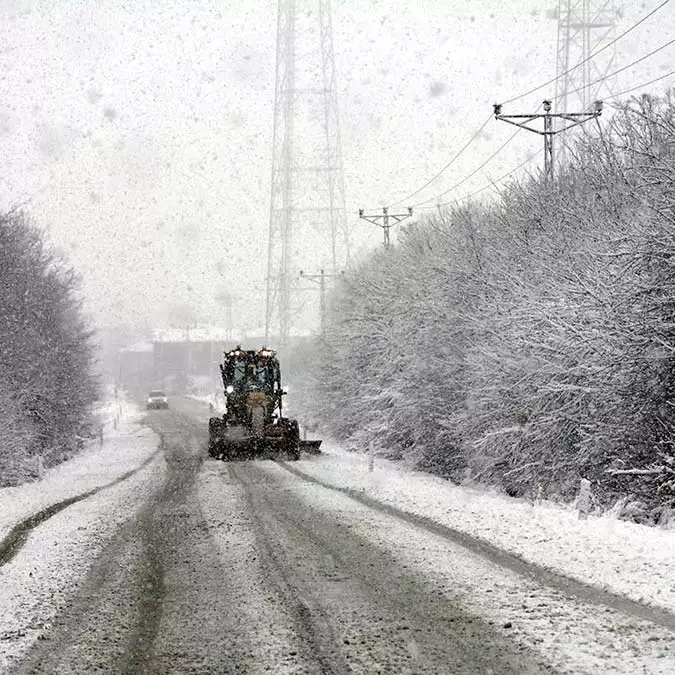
254,360,280,391
223,351,280,393
232,359,247,384
253,363,269,388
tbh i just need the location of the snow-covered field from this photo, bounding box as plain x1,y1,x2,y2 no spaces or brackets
293,442,675,616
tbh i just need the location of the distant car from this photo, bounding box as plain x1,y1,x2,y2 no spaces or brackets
147,390,169,410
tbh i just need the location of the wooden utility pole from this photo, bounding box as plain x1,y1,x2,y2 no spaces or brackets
358,207,413,250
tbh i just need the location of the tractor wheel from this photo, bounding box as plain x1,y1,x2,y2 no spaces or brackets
208,440,219,459
283,419,301,461
209,418,229,460
208,420,217,458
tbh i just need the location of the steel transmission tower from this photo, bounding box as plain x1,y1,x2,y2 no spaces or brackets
265,0,349,345
555,0,618,162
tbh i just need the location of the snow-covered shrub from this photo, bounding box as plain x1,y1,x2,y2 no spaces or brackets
306,89,675,515
0,371,37,487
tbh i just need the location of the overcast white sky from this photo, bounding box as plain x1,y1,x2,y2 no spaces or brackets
0,0,672,342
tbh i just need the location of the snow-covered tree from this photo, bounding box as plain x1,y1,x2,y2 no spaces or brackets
0,211,98,486
305,89,675,518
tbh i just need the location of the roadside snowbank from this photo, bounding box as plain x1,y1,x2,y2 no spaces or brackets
0,452,164,672
0,397,163,671
0,398,158,542
295,442,675,615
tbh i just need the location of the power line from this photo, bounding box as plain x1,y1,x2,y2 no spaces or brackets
459,151,542,200
389,113,492,207
383,0,670,216
503,0,672,106
418,74,675,214
421,71,675,214
413,128,522,207
610,68,675,99
554,37,675,103
419,150,543,211
484,38,673,189
433,69,675,211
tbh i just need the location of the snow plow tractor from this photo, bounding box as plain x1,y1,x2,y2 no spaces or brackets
208,347,321,461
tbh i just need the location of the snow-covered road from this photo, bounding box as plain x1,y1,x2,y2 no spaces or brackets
287,443,675,618
0,398,673,673
0,400,164,672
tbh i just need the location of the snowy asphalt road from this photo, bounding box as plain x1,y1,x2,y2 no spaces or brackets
8,403,543,674
6,400,674,673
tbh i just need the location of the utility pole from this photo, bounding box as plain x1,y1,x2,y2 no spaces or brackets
215,292,234,341
358,207,413,250
493,99,603,180
299,269,343,339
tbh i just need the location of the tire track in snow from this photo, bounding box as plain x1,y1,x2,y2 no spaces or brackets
0,442,163,568
229,462,353,675
226,461,549,674
277,460,675,634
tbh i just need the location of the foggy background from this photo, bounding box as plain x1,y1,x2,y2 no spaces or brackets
0,0,672,350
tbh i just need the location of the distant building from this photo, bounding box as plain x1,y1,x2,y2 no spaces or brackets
119,325,314,397
150,325,277,394
118,341,154,396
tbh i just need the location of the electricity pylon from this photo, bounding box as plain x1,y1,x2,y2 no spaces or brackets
265,0,349,346
555,0,618,163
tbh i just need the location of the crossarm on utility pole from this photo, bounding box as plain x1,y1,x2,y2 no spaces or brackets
493,99,603,180
358,206,413,250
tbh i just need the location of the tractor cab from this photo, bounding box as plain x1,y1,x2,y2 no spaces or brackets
221,347,281,396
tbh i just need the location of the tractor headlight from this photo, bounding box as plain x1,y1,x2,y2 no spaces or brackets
226,385,234,394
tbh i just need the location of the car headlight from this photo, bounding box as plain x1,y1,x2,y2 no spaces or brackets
226,385,234,394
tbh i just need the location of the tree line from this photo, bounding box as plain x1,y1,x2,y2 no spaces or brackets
301,91,675,521
0,211,97,487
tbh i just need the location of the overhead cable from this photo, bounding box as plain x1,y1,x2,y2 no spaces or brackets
610,69,675,99
554,37,675,102
419,150,542,210
384,1,670,212
389,113,493,207
413,128,522,207
502,0,672,105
